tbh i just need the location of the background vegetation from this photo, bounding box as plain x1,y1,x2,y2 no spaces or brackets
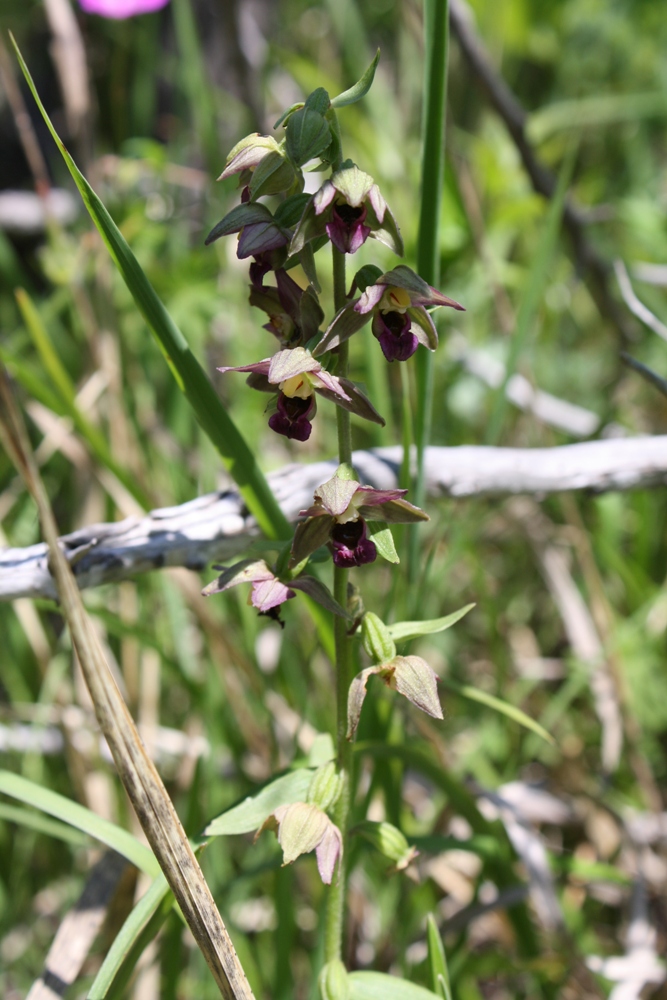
1,0,667,997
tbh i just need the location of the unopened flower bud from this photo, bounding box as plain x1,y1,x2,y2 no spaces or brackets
319,959,350,1000
361,611,396,664
354,820,419,871
307,761,344,812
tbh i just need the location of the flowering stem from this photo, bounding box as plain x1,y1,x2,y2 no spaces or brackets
325,242,353,963
332,246,352,468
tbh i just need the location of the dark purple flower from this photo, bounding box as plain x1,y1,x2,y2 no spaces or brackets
218,347,384,441
331,519,377,568
290,165,403,258
290,474,429,568
315,265,465,361
268,393,316,441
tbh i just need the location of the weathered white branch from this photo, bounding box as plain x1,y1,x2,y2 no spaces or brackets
2,437,666,602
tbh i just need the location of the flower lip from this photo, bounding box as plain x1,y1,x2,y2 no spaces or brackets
331,519,377,568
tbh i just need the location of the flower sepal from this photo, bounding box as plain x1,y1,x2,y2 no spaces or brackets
258,802,342,884
347,654,443,740
219,133,299,199
352,820,419,873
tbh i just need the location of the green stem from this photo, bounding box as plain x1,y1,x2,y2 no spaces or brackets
324,243,353,963
408,0,449,587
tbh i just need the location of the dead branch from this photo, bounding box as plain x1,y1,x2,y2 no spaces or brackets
1,437,666,602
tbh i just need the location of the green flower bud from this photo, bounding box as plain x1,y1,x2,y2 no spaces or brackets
319,959,350,1000
361,611,396,664
307,761,343,812
354,820,419,871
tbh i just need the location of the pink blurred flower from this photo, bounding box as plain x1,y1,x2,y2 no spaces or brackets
78,0,170,19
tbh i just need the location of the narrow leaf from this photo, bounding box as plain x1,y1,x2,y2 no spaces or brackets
387,604,475,643
11,35,288,542
0,800,89,848
440,679,556,745
0,770,158,874
88,875,173,999
426,914,451,1000
331,50,381,109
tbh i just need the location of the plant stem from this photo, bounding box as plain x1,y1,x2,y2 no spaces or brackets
408,0,449,589
324,243,353,963
332,246,352,467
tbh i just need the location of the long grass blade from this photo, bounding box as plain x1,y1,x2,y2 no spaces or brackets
0,367,255,1000
439,678,555,745
485,146,576,445
409,0,449,582
0,769,158,873
10,35,289,542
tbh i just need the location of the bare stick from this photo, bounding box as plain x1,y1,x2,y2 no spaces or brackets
1,436,667,602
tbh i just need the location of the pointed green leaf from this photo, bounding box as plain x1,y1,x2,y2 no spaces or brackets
440,679,556,745
204,769,314,836
0,801,88,847
0,770,159,875
11,35,289,542
331,50,381,109
426,915,452,1000
387,604,475,642
367,520,399,564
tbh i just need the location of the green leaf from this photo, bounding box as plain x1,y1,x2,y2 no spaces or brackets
426,915,452,1000
204,769,314,836
331,50,381,109
527,91,667,145
11,35,290,542
304,87,331,114
0,770,159,875
440,679,555,746
367,520,399,564
387,604,475,642
348,972,440,1000
274,101,304,130
285,107,332,166
88,875,173,999
0,801,89,847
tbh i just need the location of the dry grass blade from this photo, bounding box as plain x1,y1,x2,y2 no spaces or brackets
0,367,255,1000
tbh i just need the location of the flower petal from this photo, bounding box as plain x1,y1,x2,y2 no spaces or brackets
355,283,385,314
314,302,370,356
315,477,361,517
273,802,329,865
408,307,439,351
290,512,335,566
217,358,272,376
315,821,343,884
313,180,338,215
331,165,375,207
250,577,296,611
357,496,428,523
347,666,383,740
315,377,385,426
268,347,321,384
385,655,443,720
202,559,273,597
219,134,280,180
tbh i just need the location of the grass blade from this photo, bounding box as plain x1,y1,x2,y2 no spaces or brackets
439,678,555,745
409,0,449,583
10,35,289,542
485,146,576,445
88,875,174,999
0,770,158,873
426,914,452,1000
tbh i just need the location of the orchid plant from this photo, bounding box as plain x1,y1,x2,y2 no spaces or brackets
202,57,470,991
